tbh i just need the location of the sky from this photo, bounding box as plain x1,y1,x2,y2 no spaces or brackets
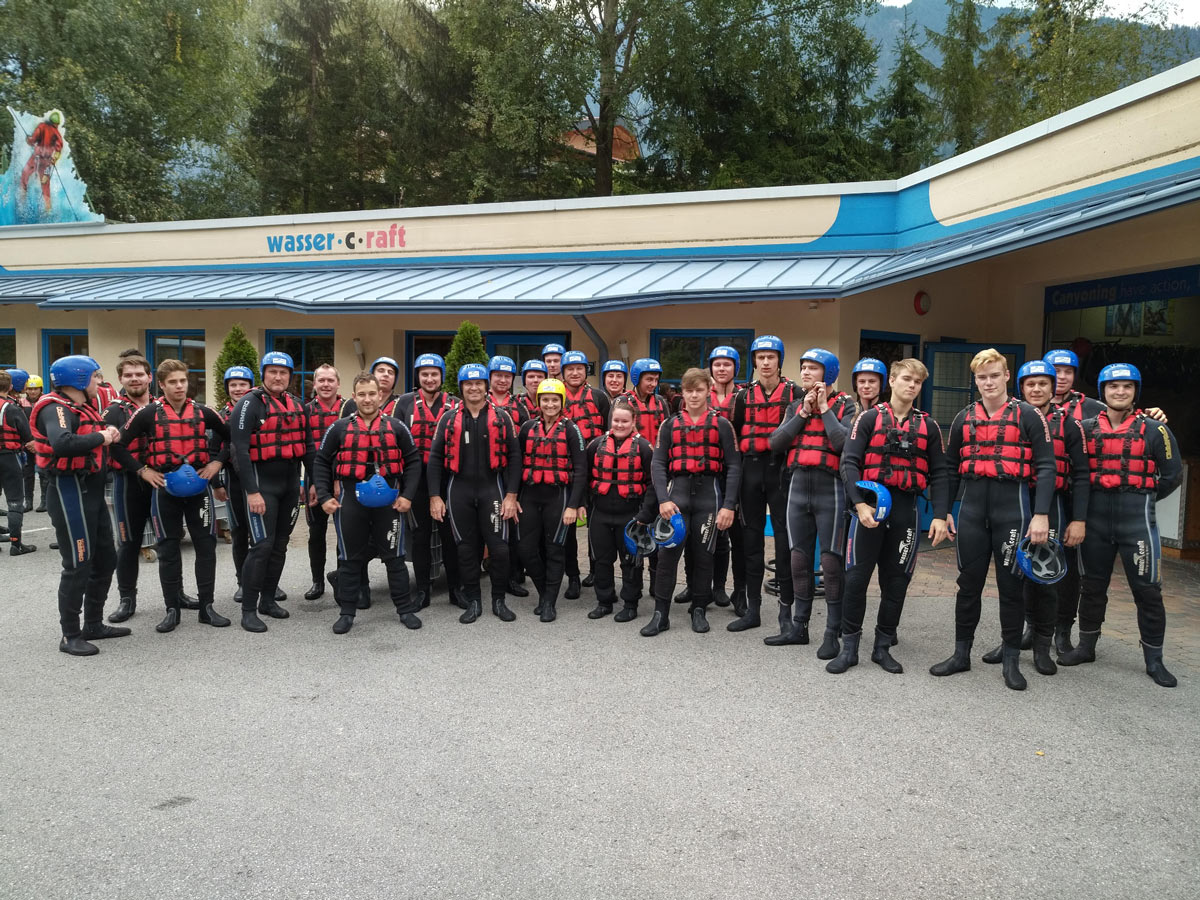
880,0,1200,27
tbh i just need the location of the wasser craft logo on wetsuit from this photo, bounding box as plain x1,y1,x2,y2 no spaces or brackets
1134,541,1149,576
264,223,406,255
897,529,915,566
1002,529,1019,566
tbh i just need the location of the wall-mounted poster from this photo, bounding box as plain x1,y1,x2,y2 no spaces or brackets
1142,299,1173,336
1105,302,1142,337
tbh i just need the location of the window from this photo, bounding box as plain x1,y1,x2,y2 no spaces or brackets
485,332,570,372
649,330,753,383
404,332,455,392
921,342,1024,424
0,330,14,369
147,330,207,402
267,330,335,400
43,330,88,374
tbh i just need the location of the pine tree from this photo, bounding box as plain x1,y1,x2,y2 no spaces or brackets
926,0,989,154
872,13,938,178
443,321,488,397
212,323,260,407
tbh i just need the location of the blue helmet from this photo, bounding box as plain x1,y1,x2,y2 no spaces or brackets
750,334,785,364
355,473,399,508
1017,359,1056,389
457,363,488,384
1017,536,1068,585
541,342,566,358
164,463,209,498
854,481,893,522
223,365,255,386
413,353,445,375
261,351,294,373
630,358,663,388
1097,362,1142,401
488,355,517,376
801,348,840,385
49,355,101,391
623,519,655,563
708,345,741,375
652,512,686,549
5,368,30,392
1043,349,1079,370
602,359,628,375
521,359,548,379
561,350,589,368
852,358,887,380
370,356,401,378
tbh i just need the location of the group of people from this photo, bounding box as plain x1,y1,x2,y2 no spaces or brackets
1,337,1182,690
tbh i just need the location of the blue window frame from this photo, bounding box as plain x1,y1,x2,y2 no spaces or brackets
404,331,456,393
485,332,569,372
267,329,334,399
921,341,1025,425
649,329,754,383
147,329,207,401
42,329,89,375
0,329,14,369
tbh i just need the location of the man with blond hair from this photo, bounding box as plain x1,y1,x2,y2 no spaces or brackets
931,348,1056,691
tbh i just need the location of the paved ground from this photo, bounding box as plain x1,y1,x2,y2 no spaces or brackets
2,508,1198,900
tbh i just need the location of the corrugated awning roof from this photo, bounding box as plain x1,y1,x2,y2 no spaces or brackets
6,166,1198,314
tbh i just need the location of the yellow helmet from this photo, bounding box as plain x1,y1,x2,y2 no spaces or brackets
26,375,43,388
536,378,566,400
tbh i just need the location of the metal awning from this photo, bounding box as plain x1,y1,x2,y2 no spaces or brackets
5,166,1198,314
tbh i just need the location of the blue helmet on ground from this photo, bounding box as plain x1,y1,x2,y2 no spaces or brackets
413,353,445,375
1017,359,1056,388
708,345,741,376
521,359,548,378
602,359,628,375
854,481,892,521
457,363,488,384
370,356,401,378
223,365,255,386
541,343,566,358
1043,349,1079,370
750,335,785,364
624,519,655,563
1097,362,1142,401
1017,536,1068,585
5,368,30,391
261,351,294,373
164,464,209,498
653,512,686,549
355,473,399,508
49,355,101,391
630,358,663,388
852,358,887,380
562,350,589,368
801,348,840,385
488,355,517,376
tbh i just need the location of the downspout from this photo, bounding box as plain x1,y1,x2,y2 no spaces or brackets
573,314,608,368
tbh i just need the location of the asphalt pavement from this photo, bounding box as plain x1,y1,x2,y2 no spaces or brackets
1,509,1197,900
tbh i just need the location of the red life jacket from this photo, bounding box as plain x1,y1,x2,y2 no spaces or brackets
520,393,539,419
30,392,106,473
1043,406,1071,493
144,399,210,470
106,396,148,470
739,379,794,454
0,401,24,451
489,393,523,423
523,418,572,486
443,405,509,474
411,393,456,465
958,399,1033,481
220,400,235,422
668,409,724,476
334,415,404,480
787,392,852,473
564,385,605,441
591,432,646,498
709,386,737,421
1087,410,1157,492
306,395,343,450
619,390,668,441
862,403,930,492
247,388,307,463
379,395,401,417
1060,390,1088,421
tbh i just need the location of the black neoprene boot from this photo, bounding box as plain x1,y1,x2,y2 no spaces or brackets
1002,645,1027,691
1054,624,1074,656
1141,642,1177,688
727,597,762,632
109,596,136,623
981,643,1004,664
1032,635,1056,675
816,627,840,660
825,631,860,674
1058,630,1099,666
492,596,516,622
870,629,903,674
930,640,972,676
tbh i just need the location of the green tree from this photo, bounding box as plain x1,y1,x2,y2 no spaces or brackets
0,0,254,222
212,323,260,407
872,13,938,178
926,0,989,154
443,321,488,397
